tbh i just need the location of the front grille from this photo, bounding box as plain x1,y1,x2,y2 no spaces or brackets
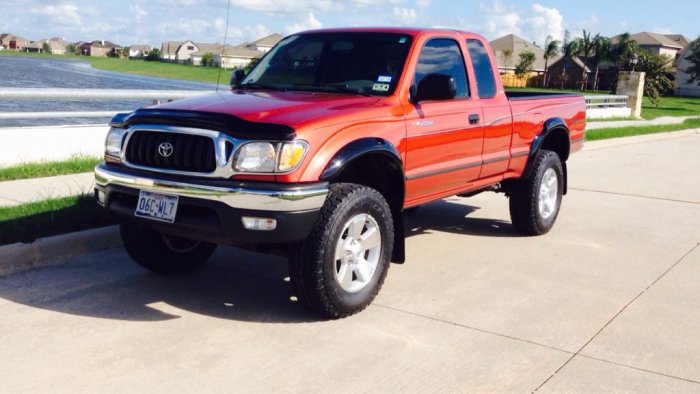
125,131,217,173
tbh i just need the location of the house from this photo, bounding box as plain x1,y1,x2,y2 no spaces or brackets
160,41,183,61
612,32,687,62
214,45,264,69
546,56,593,90
80,40,119,57
675,46,700,97
243,33,283,53
190,43,223,65
129,44,153,58
0,33,30,50
490,34,547,72
25,38,68,54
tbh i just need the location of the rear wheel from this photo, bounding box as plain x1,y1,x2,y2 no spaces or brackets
509,150,564,235
120,222,217,274
289,183,394,319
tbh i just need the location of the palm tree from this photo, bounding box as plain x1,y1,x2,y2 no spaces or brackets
590,35,612,91
575,30,596,89
543,36,560,88
558,31,578,89
612,32,640,69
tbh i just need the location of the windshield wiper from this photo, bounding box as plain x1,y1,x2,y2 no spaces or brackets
237,83,288,92
291,83,371,97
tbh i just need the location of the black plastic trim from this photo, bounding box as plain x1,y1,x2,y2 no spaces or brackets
111,109,296,140
320,138,403,181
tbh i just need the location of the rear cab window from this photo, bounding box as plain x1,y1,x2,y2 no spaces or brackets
466,39,497,99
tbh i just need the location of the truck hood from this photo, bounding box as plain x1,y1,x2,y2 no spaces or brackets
154,90,390,130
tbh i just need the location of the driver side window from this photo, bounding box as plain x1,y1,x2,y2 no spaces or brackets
413,38,470,98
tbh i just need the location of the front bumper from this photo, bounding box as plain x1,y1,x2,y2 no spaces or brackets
94,164,328,245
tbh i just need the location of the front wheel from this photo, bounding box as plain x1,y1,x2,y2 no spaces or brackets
289,183,394,319
509,150,564,235
120,222,217,274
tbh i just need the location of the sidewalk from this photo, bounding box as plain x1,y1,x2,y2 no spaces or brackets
0,172,94,207
587,115,700,130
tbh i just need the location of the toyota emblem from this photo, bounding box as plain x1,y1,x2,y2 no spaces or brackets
158,142,174,158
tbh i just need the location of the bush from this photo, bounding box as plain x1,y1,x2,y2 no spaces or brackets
145,48,161,61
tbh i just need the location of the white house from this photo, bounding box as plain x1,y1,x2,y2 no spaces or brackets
243,33,283,53
129,44,153,58
214,45,264,69
676,45,700,97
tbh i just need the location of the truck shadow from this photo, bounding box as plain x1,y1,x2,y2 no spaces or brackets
0,199,516,324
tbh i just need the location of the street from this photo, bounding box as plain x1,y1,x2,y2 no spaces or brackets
1,132,699,392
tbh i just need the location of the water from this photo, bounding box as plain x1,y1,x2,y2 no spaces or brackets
0,56,219,127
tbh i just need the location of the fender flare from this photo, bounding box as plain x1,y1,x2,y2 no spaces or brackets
320,137,403,181
525,117,570,194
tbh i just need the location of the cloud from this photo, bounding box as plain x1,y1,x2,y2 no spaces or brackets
283,12,322,35
525,3,564,45
416,0,431,9
215,19,273,43
479,1,523,39
129,4,147,22
30,3,83,25
651,26,673,34
392,7,417,25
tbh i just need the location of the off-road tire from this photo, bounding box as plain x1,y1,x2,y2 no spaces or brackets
289,183,394,319
120,222,217,274
509,150,564,235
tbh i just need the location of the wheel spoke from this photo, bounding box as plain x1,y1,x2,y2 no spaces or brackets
334,238,346,261
360,227,380,250
348,215,366,239
337,261,354,288
354,260,372,283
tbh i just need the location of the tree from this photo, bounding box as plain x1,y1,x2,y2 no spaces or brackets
574,30,595,89
612,32,640,69
201,52,214,67
590,35,612,91
145,48,161,61
42,42,51,54
66,44,80,55
543,36,560,88
120,47,130,58
637,52,674,105
558,31,578,89
514,51,536,79
683,36,700,85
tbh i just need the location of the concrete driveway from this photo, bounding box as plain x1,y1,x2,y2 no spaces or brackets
1,131,699,392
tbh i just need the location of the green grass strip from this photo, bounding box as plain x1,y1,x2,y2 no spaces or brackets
0,155,101,181
586,118,700,141
0,194,112,245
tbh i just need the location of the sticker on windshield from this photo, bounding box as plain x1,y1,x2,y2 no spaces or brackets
372,83,390,92
377,75,392,83
399,37,407,44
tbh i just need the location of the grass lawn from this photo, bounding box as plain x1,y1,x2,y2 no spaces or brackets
0,194,112,245
0,155,100,181
641,96,700,120
586,118,700,141
0,51,225,85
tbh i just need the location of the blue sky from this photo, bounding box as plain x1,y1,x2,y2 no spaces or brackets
1,0,697,47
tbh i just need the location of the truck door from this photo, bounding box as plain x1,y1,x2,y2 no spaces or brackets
404,38,484,202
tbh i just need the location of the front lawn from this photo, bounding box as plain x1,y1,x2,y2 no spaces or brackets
586,118,700,141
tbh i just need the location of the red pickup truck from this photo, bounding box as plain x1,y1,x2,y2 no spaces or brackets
95,27,585,318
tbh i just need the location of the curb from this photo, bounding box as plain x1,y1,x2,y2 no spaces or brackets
583,128,699,151
0,225,122,276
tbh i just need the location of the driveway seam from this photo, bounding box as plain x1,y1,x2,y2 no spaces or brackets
532,243,700,392
569,187,699,205
372,303,574,355
577,354,700,385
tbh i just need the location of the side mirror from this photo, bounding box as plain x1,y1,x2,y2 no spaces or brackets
414,73,456,102
230,69,246,89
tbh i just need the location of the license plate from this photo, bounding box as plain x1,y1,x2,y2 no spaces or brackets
134,190,179,223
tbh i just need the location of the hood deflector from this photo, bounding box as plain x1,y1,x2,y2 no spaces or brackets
113,109,296,140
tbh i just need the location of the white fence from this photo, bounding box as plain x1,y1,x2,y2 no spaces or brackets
0,88,213,166
584,95,632,119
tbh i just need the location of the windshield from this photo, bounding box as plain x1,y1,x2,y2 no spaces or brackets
241,33,413,96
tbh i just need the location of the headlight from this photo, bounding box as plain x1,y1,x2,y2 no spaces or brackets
234,141,308,173
105,127,127,158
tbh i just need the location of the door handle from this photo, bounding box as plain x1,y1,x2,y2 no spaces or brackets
468,114,480,125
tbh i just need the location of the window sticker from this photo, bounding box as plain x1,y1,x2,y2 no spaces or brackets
399,37,407,44
377,75,392,83
372,83,390,92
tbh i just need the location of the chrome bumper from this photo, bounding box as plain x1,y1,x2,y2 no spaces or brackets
94,165,328,212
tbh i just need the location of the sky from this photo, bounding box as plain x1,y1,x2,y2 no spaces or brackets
0,0,698,47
